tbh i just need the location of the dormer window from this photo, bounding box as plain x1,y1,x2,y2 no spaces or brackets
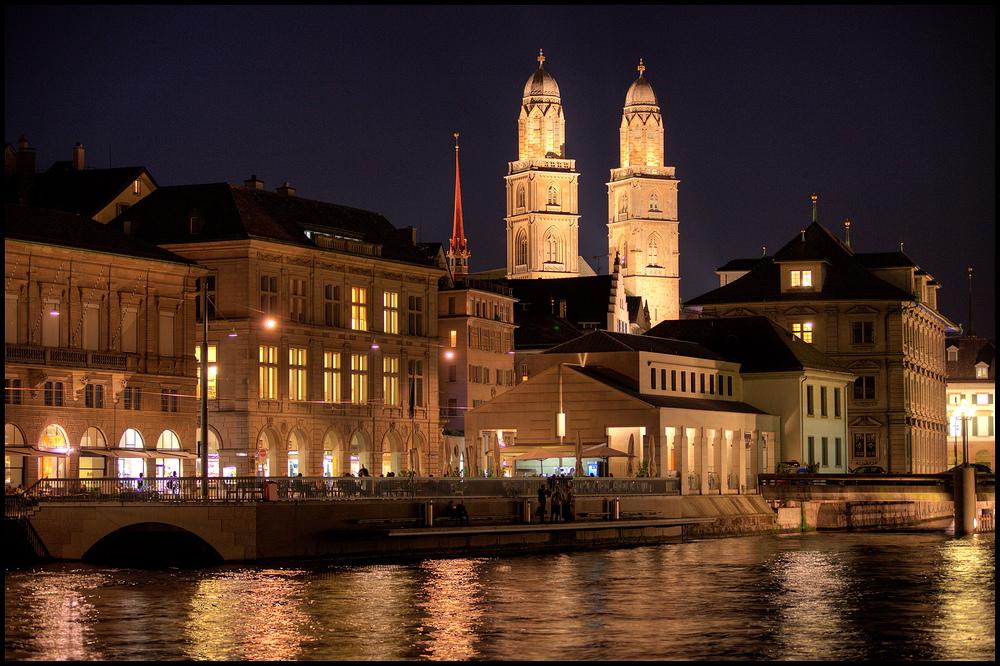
790,269,813,288
947,347,958,361
976,364,988,379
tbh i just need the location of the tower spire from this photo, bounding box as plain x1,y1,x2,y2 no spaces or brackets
448,133,470,278
811,193,818,223
844,218,851,247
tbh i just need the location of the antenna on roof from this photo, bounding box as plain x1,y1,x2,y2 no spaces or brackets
899,242,904,252
811,193,818,223
844,219,851,247
967,267,975,337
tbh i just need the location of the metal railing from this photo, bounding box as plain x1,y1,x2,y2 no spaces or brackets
10,475,681,503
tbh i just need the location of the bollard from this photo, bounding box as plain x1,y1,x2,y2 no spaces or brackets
953,465,977,535
423,501,434,527
609,497,620,520
521,498,533,524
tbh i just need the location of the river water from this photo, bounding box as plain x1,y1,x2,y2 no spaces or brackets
5,527,994,661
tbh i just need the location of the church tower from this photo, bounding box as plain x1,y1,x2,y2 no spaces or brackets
606,61,679,323
505,51,581,279
447,133,470,278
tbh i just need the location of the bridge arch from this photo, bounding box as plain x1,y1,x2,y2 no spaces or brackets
82,521,224,566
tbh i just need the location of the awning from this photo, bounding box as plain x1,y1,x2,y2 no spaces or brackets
81,448,152,458
154,450,199,459
4,447,36,457
30,447,71,457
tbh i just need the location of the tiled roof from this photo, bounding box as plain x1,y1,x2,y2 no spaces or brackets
946,336,995,381
645,316,850,374
5,203,197,265
26,165,155,218
543,329,725,361
689,222,915,306
109,183,436,266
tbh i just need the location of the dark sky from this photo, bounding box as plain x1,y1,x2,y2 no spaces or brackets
6,5,994,339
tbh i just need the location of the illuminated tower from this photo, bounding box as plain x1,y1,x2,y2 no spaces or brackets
505,50,580,279
447,133,470,278
606,60,679,323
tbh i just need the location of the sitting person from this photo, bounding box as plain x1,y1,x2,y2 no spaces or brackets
455,500,470,526
444,499,458,524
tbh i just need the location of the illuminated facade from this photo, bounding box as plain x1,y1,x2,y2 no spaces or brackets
945,336,995,470
5,204,203,488
606,61,680,324
505,51,581,279
688,218,957,473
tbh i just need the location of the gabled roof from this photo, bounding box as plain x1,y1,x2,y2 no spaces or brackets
543,329,725,361
645,316,850,374
110,183,436,267
5,203,197,266
688,222,915,306
26,165,156,219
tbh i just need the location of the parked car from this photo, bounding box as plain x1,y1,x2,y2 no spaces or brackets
850,465,887,474
947,463,992,474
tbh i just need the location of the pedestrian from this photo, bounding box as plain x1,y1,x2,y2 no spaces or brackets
455,500,470,526
562,481,574,522
550,482,563,523
537,483,549,523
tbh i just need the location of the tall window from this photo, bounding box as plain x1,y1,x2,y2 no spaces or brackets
547,185,558,205
383,356,399,406
853,376,876,400
853,432,878,458
323,284,342,328
350,353,368,404
790,270,813,288
288,348,307,401
43,381,64,407
259,345,278,399
408,360,424,410
647,236,659,266
160,388,178,412
195,344,217,399
323,351,341,403
123,386,141,410
350,287,368,331
289,277,307,323
834,387,842,417
516,232,528,266
516,185,525,209
791,322,814,343
383,291,399,334
851,321,874,344
85,384,104,409
820,386,828,417
545,232,560,263
649,191,661,212
5,378,22,405
259,275,278,315
407,295,424,336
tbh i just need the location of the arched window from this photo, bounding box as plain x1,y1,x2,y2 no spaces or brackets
119,428,144,449
547,184,558,206
156,430,181,450
545,232,561,263
618,192,629,217
649,191,661,212
516,231,528,266
516,185,526,209
647,236,660,266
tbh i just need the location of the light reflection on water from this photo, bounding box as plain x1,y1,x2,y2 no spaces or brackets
5,531,994,661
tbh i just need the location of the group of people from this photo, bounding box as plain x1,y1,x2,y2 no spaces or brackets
443,499,470,525
536,475,575,523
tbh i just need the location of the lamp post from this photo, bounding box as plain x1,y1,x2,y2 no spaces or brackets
199,277,209,499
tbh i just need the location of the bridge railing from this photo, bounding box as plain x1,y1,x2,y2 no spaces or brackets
12,475,681,503
758,472,995,488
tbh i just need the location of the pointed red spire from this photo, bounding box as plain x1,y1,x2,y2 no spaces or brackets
448,133,470,277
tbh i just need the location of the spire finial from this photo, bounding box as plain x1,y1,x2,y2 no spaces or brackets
538,49,545,67
811,193,818,223
638,58,645,77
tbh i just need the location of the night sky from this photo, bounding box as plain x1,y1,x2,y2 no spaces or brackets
6,5,994,339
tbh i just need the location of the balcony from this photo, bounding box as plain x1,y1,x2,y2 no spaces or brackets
6,345,132,372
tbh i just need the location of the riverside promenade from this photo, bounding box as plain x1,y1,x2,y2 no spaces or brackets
6,475,773,565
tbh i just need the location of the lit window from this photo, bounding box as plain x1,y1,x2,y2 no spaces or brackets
259,345,278,399
383,356,399,406
383,291,399,334
323,352,341,403
195,344,218,399
350,353,368,404
288,348,307,401
976,365,988,379
350,287,368,331
791,322,814,343
790,270,813,288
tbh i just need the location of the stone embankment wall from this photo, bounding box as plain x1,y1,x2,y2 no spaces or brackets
774,500,957,531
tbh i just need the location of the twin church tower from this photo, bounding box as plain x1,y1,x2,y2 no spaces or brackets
450,51,680,323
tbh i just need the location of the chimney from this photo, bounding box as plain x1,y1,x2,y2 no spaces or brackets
277,182,296,197
73,143,85,170
244,174,265,190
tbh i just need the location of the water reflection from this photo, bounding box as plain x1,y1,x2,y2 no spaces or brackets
5,532,994,662
186,568,310,660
